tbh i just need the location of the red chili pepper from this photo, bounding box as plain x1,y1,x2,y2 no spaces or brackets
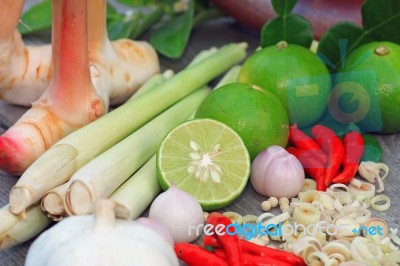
287,147,326,191
205,236,305,266
213,248,293,266
203,234,219,247
207,212,243,266
332,128,364,184
239,241,305,266
289,124,327,164
174,243,228,266
311,125,344,187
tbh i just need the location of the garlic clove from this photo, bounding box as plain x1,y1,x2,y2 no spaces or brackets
136,217,174,246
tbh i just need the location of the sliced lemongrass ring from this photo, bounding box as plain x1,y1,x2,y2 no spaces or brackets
375,163,389,181
319,212,332,224
355,195,371,208
312,200,324,212
348,181,375,199
334,198,346,215
334,217,359,237
307,251,331,265
293,205,320,226
257,213,275,225
350,178,363,188
358,162,376,183
389,228,400,246
242,214,258,224
320,193,335,211
351,237,383,263
379,237,398,253
290,236,322,256
327,184,349,193
339,193,353,205
348,200,361,208
353,208,371,224
263,212,290,226
328,253,346,263
322,241,351,260
300,190,321,203
362,218,388,238
301,179,317,192
370,195,390,211
223,211,243,224
339,261,368,266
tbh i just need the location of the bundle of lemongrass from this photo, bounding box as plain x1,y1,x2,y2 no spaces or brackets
0,43,246,250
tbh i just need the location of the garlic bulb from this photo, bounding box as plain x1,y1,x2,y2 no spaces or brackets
25,200,178,266
136,217,174,246
250,145,305,198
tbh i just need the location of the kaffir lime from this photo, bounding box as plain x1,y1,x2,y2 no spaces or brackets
194,82,289,160
338,42,400,134
238,41,331,128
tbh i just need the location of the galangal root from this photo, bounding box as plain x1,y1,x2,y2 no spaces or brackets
0,0,159,175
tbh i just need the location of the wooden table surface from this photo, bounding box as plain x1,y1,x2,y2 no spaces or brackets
1,15,400,266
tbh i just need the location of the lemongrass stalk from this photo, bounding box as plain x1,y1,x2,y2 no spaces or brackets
41,183,69,221
110,155,159,219
128,70,174,101
0,205,19,234
9,42,247,215
41,71,173,220
129,43,222,101
187,47,218,67
215,65,242,89
64,88,209,215
0,204,51,251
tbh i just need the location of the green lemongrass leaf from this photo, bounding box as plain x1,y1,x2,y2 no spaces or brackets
317,0,400,71
260,14,313,48
362,0,400,43
271,0,296,17
18,0,52,35
150,0,194,58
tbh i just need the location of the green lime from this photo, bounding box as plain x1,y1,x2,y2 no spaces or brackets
157,118,251,210
239,41,331,128
195,82,289,160
339,42,400,134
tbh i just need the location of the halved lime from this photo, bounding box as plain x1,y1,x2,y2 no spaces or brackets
156,118,251,210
